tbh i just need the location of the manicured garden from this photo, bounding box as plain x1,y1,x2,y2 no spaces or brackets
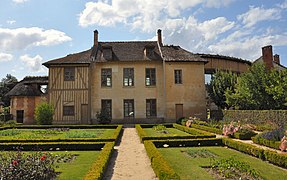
158,146,287,180
0,124,122,180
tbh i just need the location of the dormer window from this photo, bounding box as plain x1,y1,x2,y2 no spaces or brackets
144,46,155,58
102,46,113,60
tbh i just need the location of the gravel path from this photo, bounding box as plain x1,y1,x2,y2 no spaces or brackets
104,127,158,180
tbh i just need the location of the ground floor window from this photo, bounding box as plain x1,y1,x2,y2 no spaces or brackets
146,99,157,117
124,99,134,117
63,106,74,116
101,99,112,118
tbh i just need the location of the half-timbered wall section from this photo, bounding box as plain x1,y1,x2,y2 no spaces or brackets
48,65,89,124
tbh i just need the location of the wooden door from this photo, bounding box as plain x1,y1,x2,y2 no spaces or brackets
16,110,24,123
175,104,183,120
81,104,88,124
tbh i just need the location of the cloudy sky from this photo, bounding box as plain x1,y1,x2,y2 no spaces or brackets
0,0,287,80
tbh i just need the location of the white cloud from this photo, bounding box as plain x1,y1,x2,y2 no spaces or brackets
280,0,287,9
12,0,29,3
0,53,13,62
237,6,281,27
208,30,287,60
0,27,72,51
78,0,235,29
7,20,16,25
204,0,235,8
20,54,44,72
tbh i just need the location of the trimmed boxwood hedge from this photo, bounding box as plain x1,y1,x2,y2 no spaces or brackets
0,142,105,151
0,125,123,143
233,130,257,140
173,124,216,138
153,138,223,148
252,136,281,150
144,140,180,179
222,138,287,169
190,124,222,134
83,142,115,180
136,124,216,142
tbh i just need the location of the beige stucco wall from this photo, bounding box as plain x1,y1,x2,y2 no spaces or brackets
90,61,165,122
165,62,206,121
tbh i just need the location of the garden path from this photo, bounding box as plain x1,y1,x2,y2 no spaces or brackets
104,127,158,180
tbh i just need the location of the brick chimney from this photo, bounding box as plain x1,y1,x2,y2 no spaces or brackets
157,29,162,46
262,45,273,70
94,30,98,47
273,54,280,64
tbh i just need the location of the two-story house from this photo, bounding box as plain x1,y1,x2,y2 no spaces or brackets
43,30,207,124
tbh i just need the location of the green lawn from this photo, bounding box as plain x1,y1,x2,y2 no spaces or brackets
56,151,100,180
144,128,192,137
0,129,115,140
158,146,287,180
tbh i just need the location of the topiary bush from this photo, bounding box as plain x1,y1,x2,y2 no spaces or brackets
34,102,54,125
96,109,111,124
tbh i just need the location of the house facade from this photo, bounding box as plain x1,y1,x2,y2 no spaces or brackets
43,30,207,124
6,76,48,124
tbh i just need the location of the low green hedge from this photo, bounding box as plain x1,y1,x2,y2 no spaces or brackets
222,138,264,159
222,138,287,169
153,138,223,148
173,124,216,138
252,136,281,150
264,150,287,168
233,130,257,140
0,124,120,130
136,124,215,142
0,142,105,151
144,140,179,179
135,124,147,142
0,125,123,143
83,142,115,180
190,124,222,134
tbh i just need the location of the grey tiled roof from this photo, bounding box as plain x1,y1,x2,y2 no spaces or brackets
43,41,207,66
161,46,207,62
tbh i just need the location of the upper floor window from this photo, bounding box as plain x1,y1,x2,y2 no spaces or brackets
101,68,112,87
64,67,75,81
102,46,113,60
174,69,182,84
144,46,155,58
146,68,156,86
123,68,134,86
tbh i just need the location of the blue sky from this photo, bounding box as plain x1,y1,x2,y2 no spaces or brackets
0,0,287,80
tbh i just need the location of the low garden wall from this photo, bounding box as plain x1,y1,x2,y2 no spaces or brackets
223,110,287,127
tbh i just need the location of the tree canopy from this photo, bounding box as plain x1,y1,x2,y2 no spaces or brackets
226,64,287,110
207,70,237,109
0,74,18,106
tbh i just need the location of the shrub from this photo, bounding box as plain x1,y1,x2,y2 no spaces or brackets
34,102,54,125
252,135,281,150
0,151,58,180
83,142,115,180
144,140,179,179
259,128,285,141
96,109,111,124
173,124,216,138
191,124,222,134
233,128,257,140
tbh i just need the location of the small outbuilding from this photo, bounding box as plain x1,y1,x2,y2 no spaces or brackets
6,76,48,124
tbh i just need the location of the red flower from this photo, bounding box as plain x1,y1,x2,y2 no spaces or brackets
12,160,18,166
40,155,46,161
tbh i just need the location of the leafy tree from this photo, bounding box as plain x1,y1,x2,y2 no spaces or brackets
34,102,54,125
207,70,237,109
0,74,18,106
226,64,287,110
